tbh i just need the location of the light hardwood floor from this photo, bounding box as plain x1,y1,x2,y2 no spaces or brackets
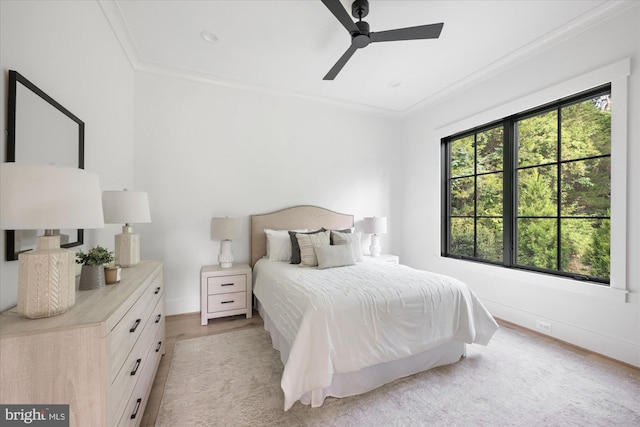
141,312,639,426
140,311,264,427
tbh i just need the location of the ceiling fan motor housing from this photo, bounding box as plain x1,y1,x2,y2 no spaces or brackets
352,21,371,48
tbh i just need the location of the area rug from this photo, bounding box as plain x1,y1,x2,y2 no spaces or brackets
156,325,640,426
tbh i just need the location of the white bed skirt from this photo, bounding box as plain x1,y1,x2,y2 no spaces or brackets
258,302,466,408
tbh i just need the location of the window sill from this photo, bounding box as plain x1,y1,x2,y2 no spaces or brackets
440,256,628,303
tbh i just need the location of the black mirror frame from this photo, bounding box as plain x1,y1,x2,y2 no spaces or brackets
5,70,85,261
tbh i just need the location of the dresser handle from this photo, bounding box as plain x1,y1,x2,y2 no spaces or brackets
155,314,162,323
130,398,142,419
221,300,234,304
221,283,234,287
129,319,141,333
154,286,161,294
156,341,163,352
130,358,142,376
131,359,142,376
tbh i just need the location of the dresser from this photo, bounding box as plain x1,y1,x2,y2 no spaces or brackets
200,263,252,325
0,260,165,427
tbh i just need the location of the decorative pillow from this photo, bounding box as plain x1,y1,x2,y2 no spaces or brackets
296,230,330,267
329,227,353,244
289,228,325,264
265,229,306,262
314,243,356,270
331,231,363,261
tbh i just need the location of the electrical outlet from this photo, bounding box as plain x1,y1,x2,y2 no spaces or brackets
536,320,552,333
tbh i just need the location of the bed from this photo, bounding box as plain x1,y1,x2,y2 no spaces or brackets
250,205,499,411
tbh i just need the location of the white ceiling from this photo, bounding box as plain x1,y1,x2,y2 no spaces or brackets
101,0,623,115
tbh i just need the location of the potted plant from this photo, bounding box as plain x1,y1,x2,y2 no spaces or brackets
76,246,115,290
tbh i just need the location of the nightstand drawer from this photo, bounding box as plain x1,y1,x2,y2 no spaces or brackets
207,292,247,313
207,275,246,295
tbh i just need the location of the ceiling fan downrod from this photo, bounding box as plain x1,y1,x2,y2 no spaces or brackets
351,0,369,20
351,0,371,48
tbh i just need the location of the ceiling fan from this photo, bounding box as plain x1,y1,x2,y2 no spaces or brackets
320,0,444,80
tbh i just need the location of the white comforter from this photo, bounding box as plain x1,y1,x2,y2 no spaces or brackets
253,259,499,410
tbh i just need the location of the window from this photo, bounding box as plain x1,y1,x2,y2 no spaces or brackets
442,85,611,284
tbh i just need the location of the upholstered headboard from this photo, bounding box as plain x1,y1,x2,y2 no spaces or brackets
250,205,354,267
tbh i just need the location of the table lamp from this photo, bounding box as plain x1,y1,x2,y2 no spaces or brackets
211,217,242,268
102,190,151,268
0,163,104,318
363,216,387,257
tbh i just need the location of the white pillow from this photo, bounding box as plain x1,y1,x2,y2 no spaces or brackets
331,231,363,262
315,243,356,270
296,230,330,267
265,229,306,262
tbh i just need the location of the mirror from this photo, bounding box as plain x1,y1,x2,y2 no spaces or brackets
5,70,85,261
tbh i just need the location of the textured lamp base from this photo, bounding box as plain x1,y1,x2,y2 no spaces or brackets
369,234,381,257
17,236,75,319
218,239,234,268
115,226,140,268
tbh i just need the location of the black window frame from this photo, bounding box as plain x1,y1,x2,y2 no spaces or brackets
442,84,611,285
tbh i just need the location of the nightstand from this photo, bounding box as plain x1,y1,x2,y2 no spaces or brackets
363,254,400,265
200,263,252,325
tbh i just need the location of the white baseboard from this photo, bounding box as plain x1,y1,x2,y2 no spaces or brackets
482,299,640,368
165,297,200,316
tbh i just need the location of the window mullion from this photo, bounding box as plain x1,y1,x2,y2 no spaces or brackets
557,107,562,271
441,141,450,256
473,134,478,258
504,118,515,267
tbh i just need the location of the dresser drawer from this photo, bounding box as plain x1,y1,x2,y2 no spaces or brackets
207,274,246,295
117,324,165,427
207,291,246,313
107,271,164,384
108,297,164,426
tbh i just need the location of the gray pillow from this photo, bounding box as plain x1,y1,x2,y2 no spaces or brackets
329,228,352,244
314,243,356,270
290,228,325,264
297,230,331,267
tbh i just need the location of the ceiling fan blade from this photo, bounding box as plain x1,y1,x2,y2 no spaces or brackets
323,45,358,80
370,22,444,43
321,0,360,34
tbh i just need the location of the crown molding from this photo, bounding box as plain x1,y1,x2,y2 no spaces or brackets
98,0,634,120
403,0,637,116
98,0,140,70
135,60,404,119
97,0,402,119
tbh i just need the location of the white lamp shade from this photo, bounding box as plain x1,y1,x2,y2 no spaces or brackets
211,217,242,240
102,190,151,224
363,216,387,235
0,163,104,230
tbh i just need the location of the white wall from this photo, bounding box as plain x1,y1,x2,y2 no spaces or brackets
400,6,640,366
133,72,401,315
3,0,636,368
0,0,135,311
